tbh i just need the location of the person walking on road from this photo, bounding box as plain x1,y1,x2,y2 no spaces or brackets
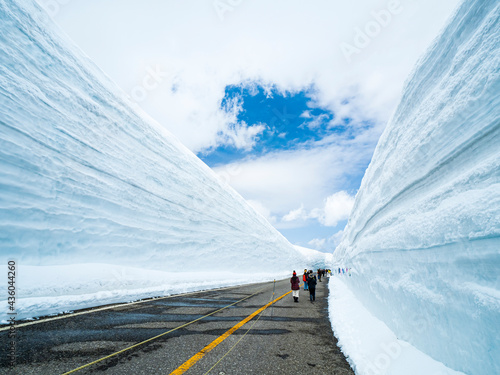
307,271,317,303
303,269,309,291
317,268,322,282
290,271,300,303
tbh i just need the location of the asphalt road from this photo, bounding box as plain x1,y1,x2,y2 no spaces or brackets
0,277,354,374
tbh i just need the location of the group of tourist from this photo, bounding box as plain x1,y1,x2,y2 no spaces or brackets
290,267,353,304
290,269,327,303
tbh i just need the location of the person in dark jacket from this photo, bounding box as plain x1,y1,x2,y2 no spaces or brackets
290,271,300,302
307,271,317,302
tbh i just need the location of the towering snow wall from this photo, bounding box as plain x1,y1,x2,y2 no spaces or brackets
0,1,302,274
333,0,499,374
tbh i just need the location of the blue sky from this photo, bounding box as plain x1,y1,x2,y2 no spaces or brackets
199,83,374,249
52,0,460,251
200,85,337,166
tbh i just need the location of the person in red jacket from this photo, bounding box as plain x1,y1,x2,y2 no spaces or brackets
303,269,309,291
290,271,300,303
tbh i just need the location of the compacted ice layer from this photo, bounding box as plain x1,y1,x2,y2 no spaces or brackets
328,277,466,375
333,0,499,374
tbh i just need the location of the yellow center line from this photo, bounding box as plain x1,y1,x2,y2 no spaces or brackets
170,289,291,375
61,288,266,375
202,293,274,375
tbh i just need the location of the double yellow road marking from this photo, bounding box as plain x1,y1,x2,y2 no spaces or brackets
171,289,291,374
62,288,264,374
62,286,289,374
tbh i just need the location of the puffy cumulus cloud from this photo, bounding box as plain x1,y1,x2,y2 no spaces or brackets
307,230,345,252
308,238,326,249
212,128,377,218
282,205,307,222
217,122,266,151
301,113,330,130
300,110,312,119
53,0,460,153
315,191,355,227
279,191,354,228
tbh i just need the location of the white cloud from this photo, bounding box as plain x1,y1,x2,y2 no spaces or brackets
307,230,345,251
316,191,355,227
308,238,326,249
218,122,266,151
53,0,460,153
213,129,375,219
279,191,355,228
282,205,306,222
300,110,311,118
302,113,330,130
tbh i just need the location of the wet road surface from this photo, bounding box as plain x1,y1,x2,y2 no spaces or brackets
0,278,353,374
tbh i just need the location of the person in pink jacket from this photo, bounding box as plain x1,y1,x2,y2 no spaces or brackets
290,271,300,303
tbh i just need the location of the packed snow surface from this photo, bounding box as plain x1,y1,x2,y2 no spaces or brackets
0,0,310,320
332,0,500,374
